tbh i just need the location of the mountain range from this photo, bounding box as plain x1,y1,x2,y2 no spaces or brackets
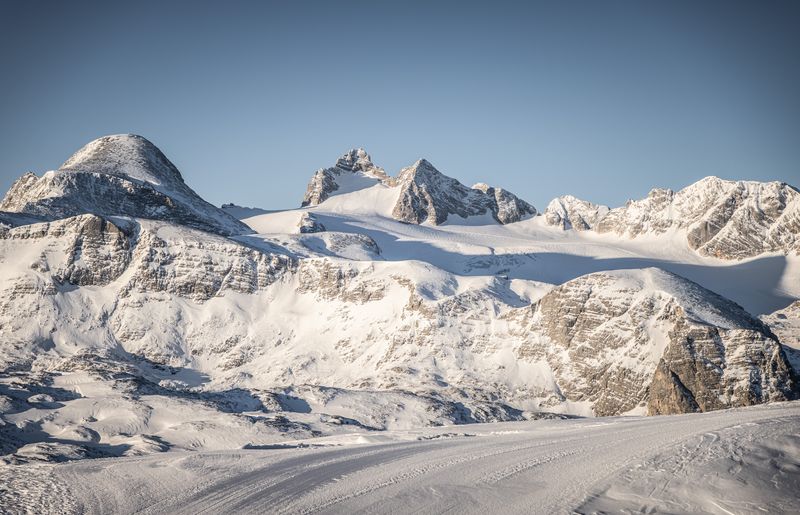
0,134,798,464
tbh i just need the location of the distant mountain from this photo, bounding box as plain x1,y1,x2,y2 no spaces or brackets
544,177,800,259
300,149,536,225
0,134,250,236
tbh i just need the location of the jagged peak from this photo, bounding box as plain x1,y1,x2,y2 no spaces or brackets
547,194,599,206
647,187,674,199
334,147,376,172
544,194,607,231
397,158,445,183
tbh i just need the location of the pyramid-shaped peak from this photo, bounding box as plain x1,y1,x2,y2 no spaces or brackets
397,158,444,181
59,134,184,188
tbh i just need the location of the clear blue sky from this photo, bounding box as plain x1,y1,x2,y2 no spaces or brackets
1,0,798,211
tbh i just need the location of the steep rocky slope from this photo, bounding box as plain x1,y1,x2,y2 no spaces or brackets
0,134,249,236
514,269,794,415
544,177,800,259
389,159,536,224
544,195,609,230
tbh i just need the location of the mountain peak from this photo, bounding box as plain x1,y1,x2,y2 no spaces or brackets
60,134,184,188
301,148,387,207
2,134,250,236
544,195,608,230
391,159,536,224
335,148,376,173
396,158,443,184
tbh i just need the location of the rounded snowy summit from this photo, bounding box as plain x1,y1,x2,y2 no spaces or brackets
59,134,185,188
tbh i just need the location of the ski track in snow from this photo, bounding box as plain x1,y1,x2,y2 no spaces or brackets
3,402,798,514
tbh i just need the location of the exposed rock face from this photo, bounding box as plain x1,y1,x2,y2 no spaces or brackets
516,269,796,416
0,214,132,288
297,212,325,234
647,318,793,415
544,177,800,259
0,134,250,237
0,211,43,230
120,221,294,301
301,148,388,207
544,195,609,230
472,183,537,224
0,215,294,369
391,160,535,225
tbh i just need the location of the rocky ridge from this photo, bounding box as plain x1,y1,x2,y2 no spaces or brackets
301,150,536,225
544,177,800,259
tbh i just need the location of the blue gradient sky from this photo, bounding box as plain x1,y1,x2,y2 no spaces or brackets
1,0,798,211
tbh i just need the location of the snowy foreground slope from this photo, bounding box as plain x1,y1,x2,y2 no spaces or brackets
0,134,799,500
1,402,798,514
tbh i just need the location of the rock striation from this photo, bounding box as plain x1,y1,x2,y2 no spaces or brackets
515,268,795,415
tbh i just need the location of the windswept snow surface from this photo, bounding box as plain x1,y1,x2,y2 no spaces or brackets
2,402,798,514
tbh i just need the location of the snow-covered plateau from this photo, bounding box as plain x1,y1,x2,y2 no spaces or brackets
1,134,799,512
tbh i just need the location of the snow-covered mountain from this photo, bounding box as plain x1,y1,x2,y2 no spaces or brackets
544,176,800,259
0,134,249,236
0,136,798,465
300,149,536,225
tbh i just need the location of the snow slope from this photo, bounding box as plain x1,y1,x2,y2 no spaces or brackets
243,197,800,316
2,401,797,514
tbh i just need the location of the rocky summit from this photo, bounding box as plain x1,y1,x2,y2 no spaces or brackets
0,135,798,466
